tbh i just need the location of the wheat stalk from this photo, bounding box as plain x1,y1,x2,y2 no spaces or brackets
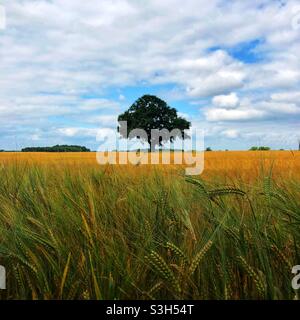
189,240,213,276
208,187,246,199
270,244,293,270
146,251,181,294
237,255,265,299
165,242,188,266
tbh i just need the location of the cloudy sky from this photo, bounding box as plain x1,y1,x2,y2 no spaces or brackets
0,0,300,150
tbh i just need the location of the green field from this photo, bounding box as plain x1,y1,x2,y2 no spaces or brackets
0,154,299,300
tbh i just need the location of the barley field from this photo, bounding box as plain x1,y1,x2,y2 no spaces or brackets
0,151,299,300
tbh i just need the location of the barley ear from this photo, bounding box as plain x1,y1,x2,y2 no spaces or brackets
165,242,188,265
189,240,213,276
145,251,181,294
237,255,266,299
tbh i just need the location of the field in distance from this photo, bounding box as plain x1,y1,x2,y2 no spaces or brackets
0,150,299,180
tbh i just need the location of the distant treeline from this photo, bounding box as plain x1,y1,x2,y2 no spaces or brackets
249,146,271,151
21,145,91,152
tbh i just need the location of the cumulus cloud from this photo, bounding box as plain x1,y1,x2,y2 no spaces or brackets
206,108,266,122
222,129,240,139
162,50,246,97
88,115,118,126
212,92,239,109
205,97,300,122
58,127,114,139
78,99,120,111
260,101,300,114
271,91,300,103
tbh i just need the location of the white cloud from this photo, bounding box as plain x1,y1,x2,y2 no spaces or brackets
79,99,120,111
271,91,300,103
212,92,239,109
165,50,246,97
259,101,300,114
58,127,114,139
58,128,82,137
89,115,118,126
30,134,40,141
206,108,266,122
222,129,239,139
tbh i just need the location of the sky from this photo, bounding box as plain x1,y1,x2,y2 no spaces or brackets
0,0,300,151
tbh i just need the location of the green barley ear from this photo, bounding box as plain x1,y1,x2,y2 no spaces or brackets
165,242,188,266
237,255,266,299
142,281,164,299
145,219,152,235
226,261,235,285
185,177,208,195
189,240,213,276
259,191,285,203
145,251,181,294
223,226,240,242
148,281,163,296
11,252,38,275
13,264,24,289
263,175,272,197
270,244,293,270
208,187,246,199
82,289,90,300
224,284,232,300
268,191,287,204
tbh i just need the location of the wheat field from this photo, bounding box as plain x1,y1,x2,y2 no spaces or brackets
0,151,299,300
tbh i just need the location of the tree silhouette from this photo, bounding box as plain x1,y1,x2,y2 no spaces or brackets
118,95,190,151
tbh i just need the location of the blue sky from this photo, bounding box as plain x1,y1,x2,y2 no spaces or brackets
0,0,299,151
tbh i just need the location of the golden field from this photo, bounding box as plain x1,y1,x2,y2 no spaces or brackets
0,151,299,181
0,150,299,300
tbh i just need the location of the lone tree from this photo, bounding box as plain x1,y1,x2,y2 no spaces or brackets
118,95,191,151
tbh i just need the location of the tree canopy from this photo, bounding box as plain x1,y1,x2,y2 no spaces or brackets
118,95,191,150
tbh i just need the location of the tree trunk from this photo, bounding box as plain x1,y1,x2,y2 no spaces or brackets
148,136,155,152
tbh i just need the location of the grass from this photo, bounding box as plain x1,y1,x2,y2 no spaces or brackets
0,151,299,300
